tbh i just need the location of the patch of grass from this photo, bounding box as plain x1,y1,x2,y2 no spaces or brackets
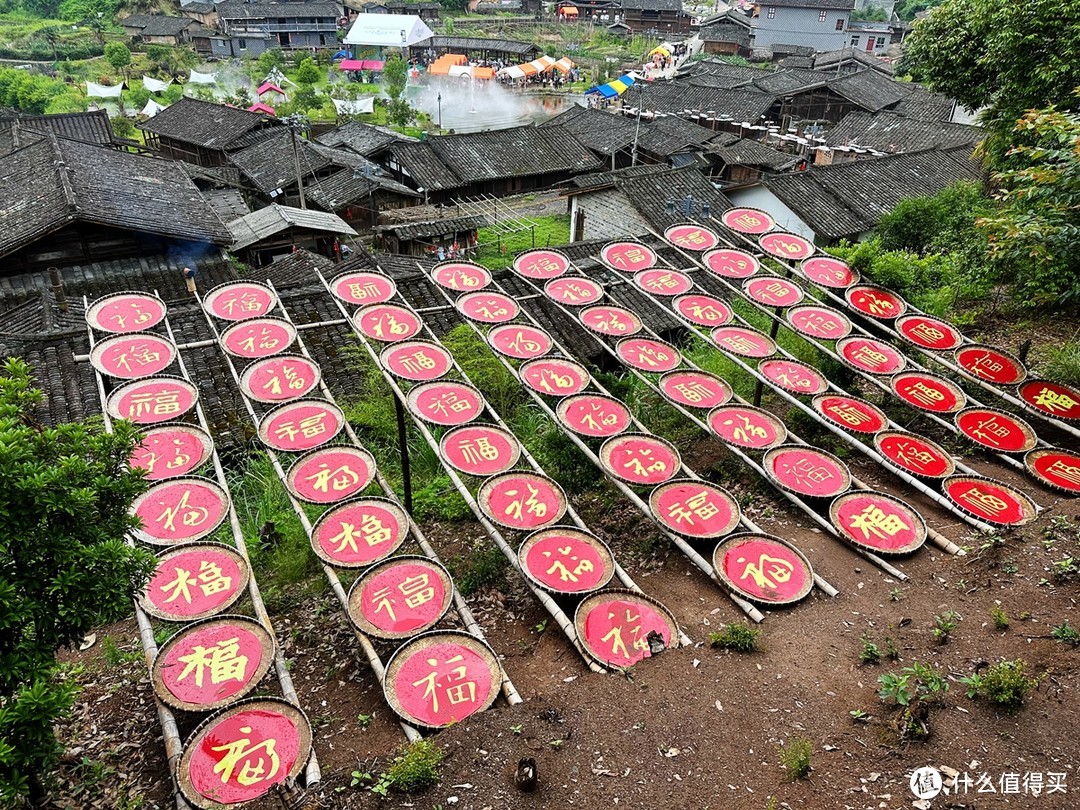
100,635,140,669
1052,621,1079,647
474,215,571,271
778,736,812,779
709,622,760,652
411,474,472,522
450,539,508,596
374,740,444,795
990,605,1010,630
1042,339,1080,386
932,611,960,644
859,632,881,665
961,659,1039,712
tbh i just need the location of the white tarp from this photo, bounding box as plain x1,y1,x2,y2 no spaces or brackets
140,99,167,117
188,69,217,84
86,81,123,98
142,75,171,93
448,64,473,78
344,14,433,48
332,97,375,115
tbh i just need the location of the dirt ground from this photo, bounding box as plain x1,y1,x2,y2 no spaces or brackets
50,421,1080,810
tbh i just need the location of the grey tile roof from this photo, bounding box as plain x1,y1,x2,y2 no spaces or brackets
374,214,488,241
708,137,799,169
827,69,908,112
766,0,854,8
825,110,981,154
423,35,540,56
227,204,357,250
567,163,673,190
228,128,334,195
315,120,415,157
813,46,894,75
306,166,420,212
389,141,462,191
635,82,776,122
122,14,196,36
0,110,115,156
216,1,340,18
140,97,274,150
613,166,732,232
888,84,956,122
765,147,985,240
621,0,683,10
539,105,639,156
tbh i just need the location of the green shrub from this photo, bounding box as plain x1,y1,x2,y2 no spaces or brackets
1042,340,1080,386
709,622,760,653
778,737,812,779
859,632,881,665
990,605,1009,630
961,659,1039,711
375,740,443,795
451,540,508,596
1052,621,1080,647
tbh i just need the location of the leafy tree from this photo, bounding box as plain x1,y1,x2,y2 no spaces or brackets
382,55,414,129
104,41,131,78
110,114,136,138
57,0,118,22
978,106,1080,307
850,5,887,21
0,68,68,114
256,47,286,76
0,359,155,804
145,44,172,71
294,56,321,86
125,85,151,110
903,0,1080,156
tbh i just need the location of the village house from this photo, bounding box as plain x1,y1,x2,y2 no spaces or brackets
121,14,203,46
750,0,857,55
212,1,341,57
178,1,219,29
139,97,278,167
407,35,541,64
821,109,981,161
620,0,692,35
226,204,356,266
1,110,117,156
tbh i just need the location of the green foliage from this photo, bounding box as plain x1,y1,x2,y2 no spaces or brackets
709,622,760,653
440,325,524,418
990,605,1010,630
850,4,887,21
1042,340,1080,386
896,0,944,20
384,54,407,101
878,662,950,707
903,0,1080,155
778,737,812,779
256,48,286,75
450,540,508,596
410,475,470,522
932,611,959,643
859,632,881,665
109,114,135,138
961,659,1038,710
375,740,443,795
57,0,116,21
1051,621,1080,647
474,216,571,271
0,358,155,803
104,41,130,74
0,66,71,113
294,56,321,85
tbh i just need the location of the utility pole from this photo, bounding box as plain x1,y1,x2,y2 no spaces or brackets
631,81,643,167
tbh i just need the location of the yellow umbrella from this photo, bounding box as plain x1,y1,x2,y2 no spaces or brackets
648,46,671,58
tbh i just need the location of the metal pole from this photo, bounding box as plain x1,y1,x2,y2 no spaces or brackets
291,126,307,210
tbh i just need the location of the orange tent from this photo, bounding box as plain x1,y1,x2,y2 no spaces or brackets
473,66,496,80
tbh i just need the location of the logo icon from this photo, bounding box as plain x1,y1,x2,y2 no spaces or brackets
910,766,943,800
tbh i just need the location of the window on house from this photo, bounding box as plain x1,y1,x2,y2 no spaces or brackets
819,10,827,21
238,38,246,49
850,34,860,45
876,36,886,46
766,6,775,18
835,18,844,30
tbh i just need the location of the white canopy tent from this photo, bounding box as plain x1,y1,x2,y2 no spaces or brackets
86,81,123,98
140,99,167,117
142,75,171,93
188,69,217,84
343,14,433,48
332,97,375,115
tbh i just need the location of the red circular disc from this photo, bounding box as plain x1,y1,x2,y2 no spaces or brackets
520,356,591,397
478,471,567,531
380,340,452,382
721,207,775,234
286,445,376,504
87,291,167,334
600,241,657,273
837,336,907,375
179,699,311,809
1018,379,1080,421
665,223,720,251
557,394,632,438
329,271,396,305
943,476,1038,526
712,325,777,358
891,372,966,414
488,323,553,360
759,232,813,261
240,355,320,403
131,423,213,480
107,376,199,425
659,370,732,409
258,400,345,452
153,616,274,711
955,407,1038,453
440,423,521,477
787,305,852,340
813,394,888,434
131,477,229,545
954,344,1026,385
897,314,963,351
311,497,410,567
800,256,858,289
576,591,678,668
674,294,732,327
829,491,927,554
545,275,604,306
764,445,851,498
348,556,453,640
220,318,297,359
703,248,759,279
384,631,500,728
634,268,694,296
845,285,907,320
713,533,814,604
354,303,422,343
758,358,828,395
91,332,175,379
649,479,741,539
456,291,520,324
513,249,571,280
743,276,805,308
519,527,615,594
600,433,680,485
432,261,492,292
616,336,682,373
203,281,277,321
873,430,955,480
708,404,788,449
1025,448,1080,494
141,543,249,622
581,305,643,336
407,380,485,426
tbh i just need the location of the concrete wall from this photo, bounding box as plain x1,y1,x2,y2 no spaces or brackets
753,5,851,52
725,184,817,241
